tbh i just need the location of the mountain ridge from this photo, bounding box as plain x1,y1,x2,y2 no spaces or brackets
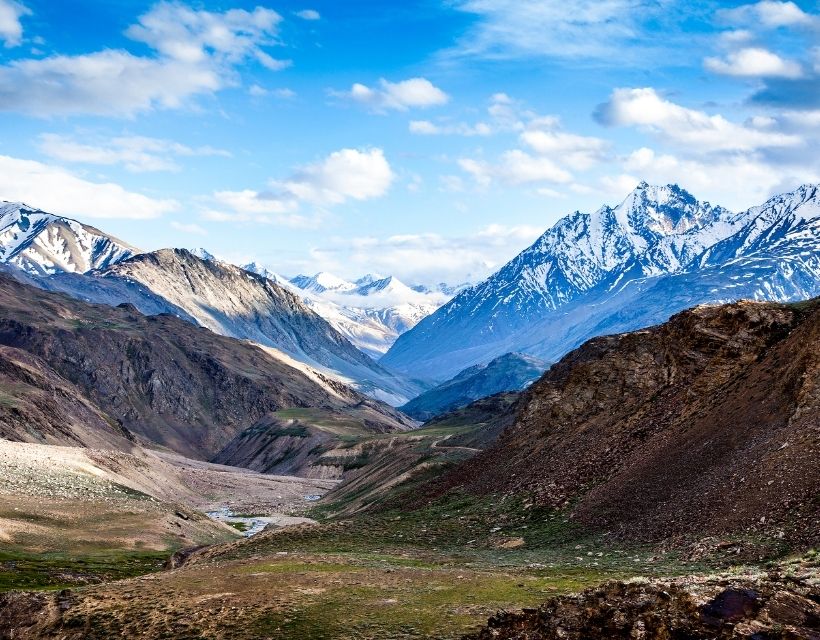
383,182,820,380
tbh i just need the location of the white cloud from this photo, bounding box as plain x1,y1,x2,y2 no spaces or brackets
171,221,207,235
0,3,285,117
719,1,818,29
409,119,492,136
444,0,677,62
409,92,533,139
439,175,466,192
208,148,394,225
718,29,755,45
0,0,28,47
611,146,820,210
520,120,609,170
255,52,292,71
595,87,802,152
459,150,572,187
296,9,321,20
249,85,296,98
38,133,230,173
305,224,544,285
0,154,178,219
124,3,281,64
336,77,449,112
705,47,802,78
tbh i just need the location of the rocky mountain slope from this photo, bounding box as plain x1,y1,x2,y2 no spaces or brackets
383,183,820,380
431,297,820,546
37,249,424,404
0,202,137,276
400,352,546,420
0,272,411,460
0,345,135,450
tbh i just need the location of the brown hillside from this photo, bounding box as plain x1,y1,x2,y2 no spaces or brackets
436,300,820,545
0,273,410,460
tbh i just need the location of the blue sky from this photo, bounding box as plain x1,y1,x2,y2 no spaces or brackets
0,0,818,284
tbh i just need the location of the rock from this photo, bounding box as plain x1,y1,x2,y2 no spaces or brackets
463,573,820,640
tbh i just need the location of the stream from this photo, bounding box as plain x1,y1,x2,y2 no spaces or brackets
205,506,316,537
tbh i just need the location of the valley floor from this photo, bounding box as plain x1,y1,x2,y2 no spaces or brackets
0,473,775,639
0,439,335,592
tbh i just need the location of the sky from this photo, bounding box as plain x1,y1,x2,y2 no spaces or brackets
0,0,818,285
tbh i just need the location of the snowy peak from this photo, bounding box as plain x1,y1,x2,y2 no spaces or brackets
0,201,138,276
287,270,460,357
190,247,217,262
354,275,415,298
354,274,383,287
290,271,356,294
614,182,724,241
240,261,283,283
700,183,820,266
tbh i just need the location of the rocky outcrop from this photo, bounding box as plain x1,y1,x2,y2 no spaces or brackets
465,571,820,639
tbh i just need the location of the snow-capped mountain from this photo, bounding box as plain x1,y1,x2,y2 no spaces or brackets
288,272,451,357
290,271,357,294
383,183,820,381
240,261,281,282
0,202,137,275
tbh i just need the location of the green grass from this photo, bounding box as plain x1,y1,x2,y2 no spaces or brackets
0,549,170,592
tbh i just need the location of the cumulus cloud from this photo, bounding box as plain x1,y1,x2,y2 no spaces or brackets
595,87,802,152
519,119,610,170
0,0,28,47
0,154,178,219
38,133,230,173
459,150,572,187
719,1,818,29
705,47,802,78
409,94,609,173
440,95,608,191
444,0,679,62
0,3,285,117
335,77,448,112
207,148,394,226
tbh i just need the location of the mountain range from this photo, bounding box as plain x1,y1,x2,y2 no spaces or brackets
0,204,430,405
4,182,820,406
286,271,460,359
189,251,458,364
382,182,820,380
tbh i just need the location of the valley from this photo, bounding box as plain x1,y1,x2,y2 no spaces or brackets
0,187,819,639
2,1,819,636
